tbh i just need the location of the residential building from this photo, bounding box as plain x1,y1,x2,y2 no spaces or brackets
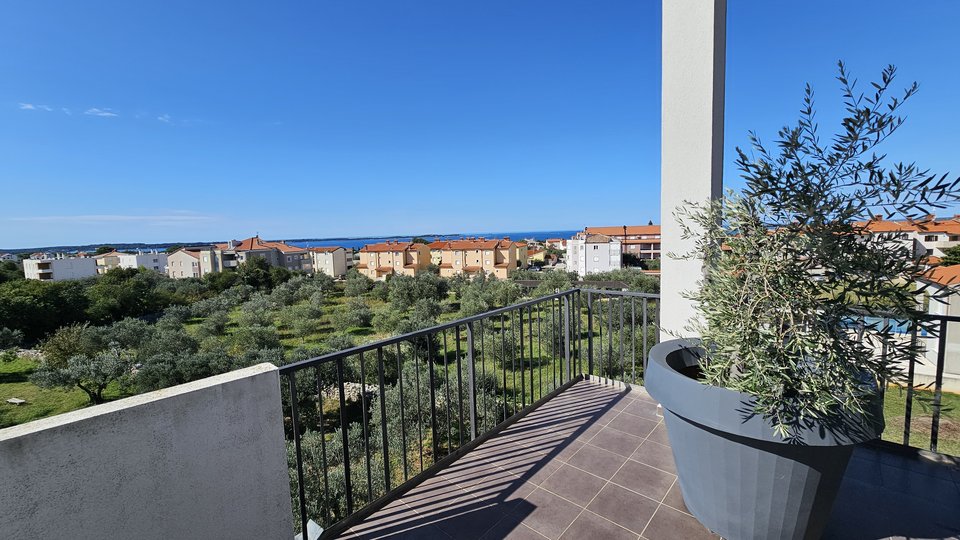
22,256,97,281
215,236,312,273
857,215,960,258
427,240,448,266
435,238,526,279
307,246,348,278
166,236,312,279
544,238,567,250
584,224,662,260
166,247,204,279
93,251,123,274
118,251,168,273
566,233,622,277
357,241,431,280
916,264,960,391
0,253,17,262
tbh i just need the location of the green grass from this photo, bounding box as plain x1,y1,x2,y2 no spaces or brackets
881,385,960,457
0,357,127,429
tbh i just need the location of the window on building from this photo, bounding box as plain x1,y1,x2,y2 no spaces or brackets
925,235,938,241
593,245,599,250
950,235,960,241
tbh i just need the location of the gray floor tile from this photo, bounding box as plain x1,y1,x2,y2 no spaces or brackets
588,426,644,457
513,487,581,539
606,411,659,439
560,510,639,540
586,483,659,535
641,506,719,540
611,459,675,501
630,440,677,474
566,442,628,479
539,464,606,506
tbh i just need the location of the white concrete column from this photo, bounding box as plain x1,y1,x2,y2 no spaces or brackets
660,0,726,337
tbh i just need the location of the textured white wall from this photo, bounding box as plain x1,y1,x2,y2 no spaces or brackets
0,363,293,540
660,0,726,337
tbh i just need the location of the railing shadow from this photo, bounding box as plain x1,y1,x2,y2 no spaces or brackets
341,380,633,539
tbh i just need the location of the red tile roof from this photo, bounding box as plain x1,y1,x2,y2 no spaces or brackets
218,236,306,253
856,216,960,235
922,264,960,288
308,246,344,253
361,242,416,253
585,225,661,237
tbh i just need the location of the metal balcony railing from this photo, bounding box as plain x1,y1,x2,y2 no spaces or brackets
278,288,957,539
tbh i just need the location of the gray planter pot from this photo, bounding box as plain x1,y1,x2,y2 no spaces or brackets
645,339,883,540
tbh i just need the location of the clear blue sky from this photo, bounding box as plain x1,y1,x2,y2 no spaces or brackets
2,1,958,249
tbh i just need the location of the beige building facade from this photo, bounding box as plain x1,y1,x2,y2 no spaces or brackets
434,238,527,280
357,242,431,280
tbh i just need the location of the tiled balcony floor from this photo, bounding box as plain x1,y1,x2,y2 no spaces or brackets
340,380,960,540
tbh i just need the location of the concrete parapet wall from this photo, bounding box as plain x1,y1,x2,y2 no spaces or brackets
0,363,292,539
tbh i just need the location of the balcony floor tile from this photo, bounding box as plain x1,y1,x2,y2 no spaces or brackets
338,379,960,540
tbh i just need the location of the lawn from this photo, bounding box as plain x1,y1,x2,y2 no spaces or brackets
0,357,126,429
881,385,960,457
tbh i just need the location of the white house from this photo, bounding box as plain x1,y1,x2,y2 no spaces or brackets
22,257,97,281
118,251,168,273
0,253,17,262
308,247,348,278
915,265,960,392
566,233,622,277
166,248,202,279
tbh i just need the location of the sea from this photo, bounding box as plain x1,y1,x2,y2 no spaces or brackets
287,230,578,251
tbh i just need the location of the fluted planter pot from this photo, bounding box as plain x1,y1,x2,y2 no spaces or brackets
645,339,883,540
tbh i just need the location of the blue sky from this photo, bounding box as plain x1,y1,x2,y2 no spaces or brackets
2,1,958,249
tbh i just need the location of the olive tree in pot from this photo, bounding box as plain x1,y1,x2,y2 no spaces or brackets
645,63,960,540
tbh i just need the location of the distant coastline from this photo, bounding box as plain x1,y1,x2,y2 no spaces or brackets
2,229,580,254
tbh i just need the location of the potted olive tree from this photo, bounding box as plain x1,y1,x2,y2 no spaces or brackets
645,63,960,540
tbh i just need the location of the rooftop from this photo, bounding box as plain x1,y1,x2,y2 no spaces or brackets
341,380,960,540
585,225,662,237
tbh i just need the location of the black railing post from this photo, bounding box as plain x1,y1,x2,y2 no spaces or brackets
587,291,594,376
335,358,354,515
903,322,918,447
288,374,309,540
376,347,390,492
563,293,571,382
466,321,478,441
931,318,948,453
426,337,439,461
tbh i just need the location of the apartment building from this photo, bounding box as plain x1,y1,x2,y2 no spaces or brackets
567,233,622,277
23,257,97,281
434,238,526,279
166,236,310,279
584,225,662,260
427,240,448,266
307,246,348,278
544,238,567,250
118,252,168,273
857,215,960,260
357,241,431,280
167,248,203,279
93,251,122,274
215,236,312,272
